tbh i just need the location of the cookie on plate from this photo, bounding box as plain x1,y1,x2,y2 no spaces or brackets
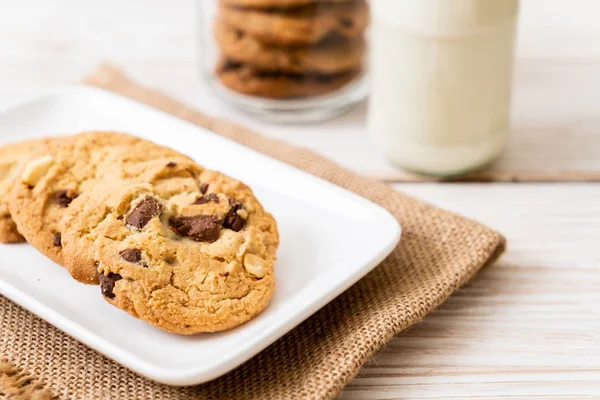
62,157,209,284
8,131,194,267
61,166,279,334
216,59,360,98
0,138,55,243
214,20,365,74
218,0,369,45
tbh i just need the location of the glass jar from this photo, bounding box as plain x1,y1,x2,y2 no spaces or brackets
198,0,369,122
368,0,520,177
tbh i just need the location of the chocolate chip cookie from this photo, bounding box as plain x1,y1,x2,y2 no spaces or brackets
61,168,278,334
215,20,365,74
62,158,208,284
218,0,369,45
8,131,194,267
0,138,55,243
217,59,360,98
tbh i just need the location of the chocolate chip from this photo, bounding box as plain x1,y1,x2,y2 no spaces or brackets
169,215,221,242
221,59,242,72
97,271,122,299
222,271,230,277
199,182,209,194
340,18,354,28
125,196,164,229
55,190,78,208
119,249,142,263
166,162,177,167
52,232,62,247
193,193,219,205
223,200,246,232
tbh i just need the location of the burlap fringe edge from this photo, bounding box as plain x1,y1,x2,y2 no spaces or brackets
0,359,54,400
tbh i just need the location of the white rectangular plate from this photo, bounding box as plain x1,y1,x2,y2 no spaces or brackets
0,86,400,386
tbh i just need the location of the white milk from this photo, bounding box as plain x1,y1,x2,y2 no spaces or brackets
368,0,519,176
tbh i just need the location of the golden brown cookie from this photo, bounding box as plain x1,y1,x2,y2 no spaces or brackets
216,59,360,98
218,0,369,45
61,166,278,334
8,131,194,267
221,0,350,8
0,138,55,243
214,20,365,74
62,158,209,284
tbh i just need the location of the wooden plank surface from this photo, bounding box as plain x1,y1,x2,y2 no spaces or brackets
0,0,599,398
342,183,600,399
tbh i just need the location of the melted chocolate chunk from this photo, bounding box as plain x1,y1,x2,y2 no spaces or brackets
166,161,177,167
169,215,221,242
223,199,246,232
119,249,142,263
55,190,78,208
193,193,219,205
97,272,122,299
199,182,209,194
52,232,62,247
125,197,164,229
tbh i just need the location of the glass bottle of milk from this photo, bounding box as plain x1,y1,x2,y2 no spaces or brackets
368,0,520,176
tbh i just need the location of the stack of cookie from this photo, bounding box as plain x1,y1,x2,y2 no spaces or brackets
0,131,279,334
214,0,369,98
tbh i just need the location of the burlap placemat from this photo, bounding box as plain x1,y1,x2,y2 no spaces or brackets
0,65,505,400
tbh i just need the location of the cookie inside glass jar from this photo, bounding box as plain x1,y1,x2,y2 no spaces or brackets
213,0,369,99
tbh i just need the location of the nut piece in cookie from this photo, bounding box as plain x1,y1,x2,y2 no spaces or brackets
0,138,56,244
243,253,267,278
21,155,53,187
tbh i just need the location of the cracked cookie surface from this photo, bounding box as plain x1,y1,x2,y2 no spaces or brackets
61,165,278,334
7,131,194,266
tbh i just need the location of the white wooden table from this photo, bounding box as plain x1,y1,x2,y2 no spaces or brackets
1,1,599,398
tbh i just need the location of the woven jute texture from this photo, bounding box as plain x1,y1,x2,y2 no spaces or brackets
0,65,505,400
